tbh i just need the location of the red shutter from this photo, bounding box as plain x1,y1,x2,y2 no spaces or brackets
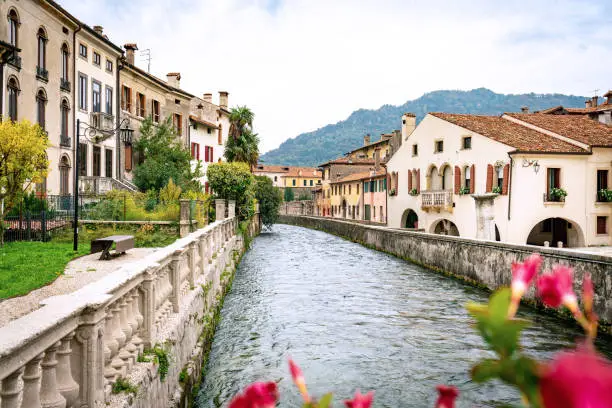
502,164,510,195
205,182,209,193
486,164,493,193
204,146,208,162
470,164,476,194
416,169,421,193
190,143,195,158
387,175,391,192
211,146,214,162
197,144,200,160
394,172,399,194
454,166,461,194
408,170,413,191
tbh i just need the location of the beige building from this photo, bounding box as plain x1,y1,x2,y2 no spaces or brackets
0,0,79,197
386,111,612,248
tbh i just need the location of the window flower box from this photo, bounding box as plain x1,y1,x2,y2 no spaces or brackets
409,188,418,196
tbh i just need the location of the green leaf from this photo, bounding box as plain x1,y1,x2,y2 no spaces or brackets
471,359,501,383
318,393,333,408
489,288,512,324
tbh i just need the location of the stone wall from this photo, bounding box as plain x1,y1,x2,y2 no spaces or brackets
279,215,612,329
280,200,316,216
0,213,260,408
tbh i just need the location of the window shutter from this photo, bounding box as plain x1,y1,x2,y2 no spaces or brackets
387,175,391,192
197,144,200,160
408,170,413,191
486,164,493,193
210,146,214,162
416,169,421,193
502,164,510,195
470,165,476,194
190,143,195,158
454,166,461,194
125,145,132,171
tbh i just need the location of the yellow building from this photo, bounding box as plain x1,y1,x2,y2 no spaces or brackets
281,167,322,188
347,131,402,161
329,173,364,219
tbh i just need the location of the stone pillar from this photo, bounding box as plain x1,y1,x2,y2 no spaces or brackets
215,199,226,222
1,366,24,408
188,241,197,284
227,200,236,218
75,311,106,408
140,268,156,348
56,332,79,408
179,199,191,238
170,250,182,313
40,341,67,408
471,193,497,241
21,354,44,408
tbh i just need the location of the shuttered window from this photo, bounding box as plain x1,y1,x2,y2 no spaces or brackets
597,216,607,235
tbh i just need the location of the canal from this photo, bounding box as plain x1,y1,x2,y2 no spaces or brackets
196,224,611,407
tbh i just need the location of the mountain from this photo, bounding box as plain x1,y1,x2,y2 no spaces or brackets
259,88,587,167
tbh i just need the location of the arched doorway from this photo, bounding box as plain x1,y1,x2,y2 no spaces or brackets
401,209,419,228
527,218,584,248
431,219,460,236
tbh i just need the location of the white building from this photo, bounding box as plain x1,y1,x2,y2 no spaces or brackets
189,92,230,192
75,25,124,194
253,165,291,187
386,111,612,248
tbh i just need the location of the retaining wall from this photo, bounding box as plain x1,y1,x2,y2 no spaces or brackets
279,215,612,328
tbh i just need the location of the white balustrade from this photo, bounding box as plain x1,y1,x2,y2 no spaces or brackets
56,333,79,408
40,342,66,408
421,190,454,211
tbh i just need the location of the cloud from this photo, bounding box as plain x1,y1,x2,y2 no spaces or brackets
60,0,612,153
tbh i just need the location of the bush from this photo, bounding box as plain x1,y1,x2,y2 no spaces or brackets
206,162,255,221
283,188,294,202
254,176,282,228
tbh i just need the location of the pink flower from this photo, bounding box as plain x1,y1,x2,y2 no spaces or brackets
345,390,374,408
229,382,279,408
536,265,577,312
583,274,594,314
511,253,542,298
539,347,612,408
435,385,459,408
288,359,310,403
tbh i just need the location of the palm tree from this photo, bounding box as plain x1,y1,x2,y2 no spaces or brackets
228,106,254,141
225,106,260,169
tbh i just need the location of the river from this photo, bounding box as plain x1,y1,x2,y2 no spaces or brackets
195,224,611,407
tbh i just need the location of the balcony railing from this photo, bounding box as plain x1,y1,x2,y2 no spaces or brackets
60,135,71,148
421,190,453,212
60,78,71,92
36,65,49,81
7,53,21,70
90,112,115,132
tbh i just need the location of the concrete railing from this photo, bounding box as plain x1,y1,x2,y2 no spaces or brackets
421,190,453,211
0,216,239,408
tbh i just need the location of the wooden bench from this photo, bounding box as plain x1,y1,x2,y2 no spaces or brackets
90,235,135,260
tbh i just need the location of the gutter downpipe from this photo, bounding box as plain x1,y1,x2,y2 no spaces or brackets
507,154,513,221
116,57,123,182
72,24,82,196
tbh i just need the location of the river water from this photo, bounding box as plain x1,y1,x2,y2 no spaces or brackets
196,224,611,408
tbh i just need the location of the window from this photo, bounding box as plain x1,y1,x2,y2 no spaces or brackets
292,179,296,186
59,156,70,195
464,166,471,191
310,180,313,186
8,10,19,47
496,165,504,189
191,143,200,160
105,149,112,178
173,113,183,135
105,87,113,114
93,51,101,66
124,145,132,171
597,170,608,201
137,93,146,117
462,136,472,149
151,100,160,122
36,89,46,129
79,43,87,58
93,146,101,177
435,140,444,153
303,180,307,186
78,74,87,110
274,176,278,182
60,99,69,142
121,85,132,112
597,216,608,235
383,177,387,190
37,28,47,70
412,144,418,156
547,168,561,200
79,143,87,176
61,44,69,81
106,59,113,72
364,181,369,193
92,81,101,113
7,77,18,121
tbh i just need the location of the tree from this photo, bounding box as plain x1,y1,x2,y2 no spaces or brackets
254,176,282,229
133,116,202,193
0,120,49,245
225,106,260,168
206,162,255,221
284,187,294,202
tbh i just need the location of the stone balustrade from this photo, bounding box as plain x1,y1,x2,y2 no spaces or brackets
0,216,240,408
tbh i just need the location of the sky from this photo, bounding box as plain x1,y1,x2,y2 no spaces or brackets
61,0,612,153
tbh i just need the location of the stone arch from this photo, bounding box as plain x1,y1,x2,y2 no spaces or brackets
430,218,460,236
426,164,439,190
526,217,585,248
401,208,419,229
37,25,48,39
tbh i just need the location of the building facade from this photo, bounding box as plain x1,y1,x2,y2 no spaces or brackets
386,112,612,248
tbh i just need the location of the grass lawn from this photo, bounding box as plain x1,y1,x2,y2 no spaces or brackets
0,241,88,299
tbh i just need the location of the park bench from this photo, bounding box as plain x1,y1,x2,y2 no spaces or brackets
90,235,135,260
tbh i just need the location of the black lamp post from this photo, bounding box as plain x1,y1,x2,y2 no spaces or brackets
73,117,133,251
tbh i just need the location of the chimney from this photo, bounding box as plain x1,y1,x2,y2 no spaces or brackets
604,90,612,105
93,25,103,35
203,93,213,103
374,148,381,171
585,99,592,109
167,73,181,89
124,43,138,65
521,106,529,113
592,95,599,107
219,91,229,109
364,134,371,146
402,113,416,139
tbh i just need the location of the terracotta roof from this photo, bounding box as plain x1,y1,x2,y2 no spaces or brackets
319,157,377,167
505,113,612,148
430,112,586,153
189,115,219,129
331,169,387,184
537,105,564,114
253,164,291,173
280,167,322,178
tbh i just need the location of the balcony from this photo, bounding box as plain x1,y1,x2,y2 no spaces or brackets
36,65,49,82
90,112,115,132
421,190,454,212
60,135,71,148
597,189,612,203
60,78,71,92
7,53,21,70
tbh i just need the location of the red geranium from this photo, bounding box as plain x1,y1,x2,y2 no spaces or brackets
229,382,279,408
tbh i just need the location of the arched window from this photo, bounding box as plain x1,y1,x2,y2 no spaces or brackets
36,89,47,129
59,155,71,196
7,77,19,121
61,43,69,82
464,165,471,191
37,27,47,71
60,99,70,145
441,165,452,190
8,9,19,47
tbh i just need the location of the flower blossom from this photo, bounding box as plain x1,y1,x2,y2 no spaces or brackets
539,347,612,408
345,390,374,408
229,382,279,408
435,385,459,408
508,253,542,317
536,265,577,313
288,359,311,403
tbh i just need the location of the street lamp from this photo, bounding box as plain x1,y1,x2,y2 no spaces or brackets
72,117,133,251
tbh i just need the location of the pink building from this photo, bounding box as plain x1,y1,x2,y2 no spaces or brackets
362,169,387,223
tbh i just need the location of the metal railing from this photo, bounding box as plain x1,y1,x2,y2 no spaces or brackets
60,77,71,92
60,135,71,147
36,65,48,81
421,190,453,210
90,112,115,131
